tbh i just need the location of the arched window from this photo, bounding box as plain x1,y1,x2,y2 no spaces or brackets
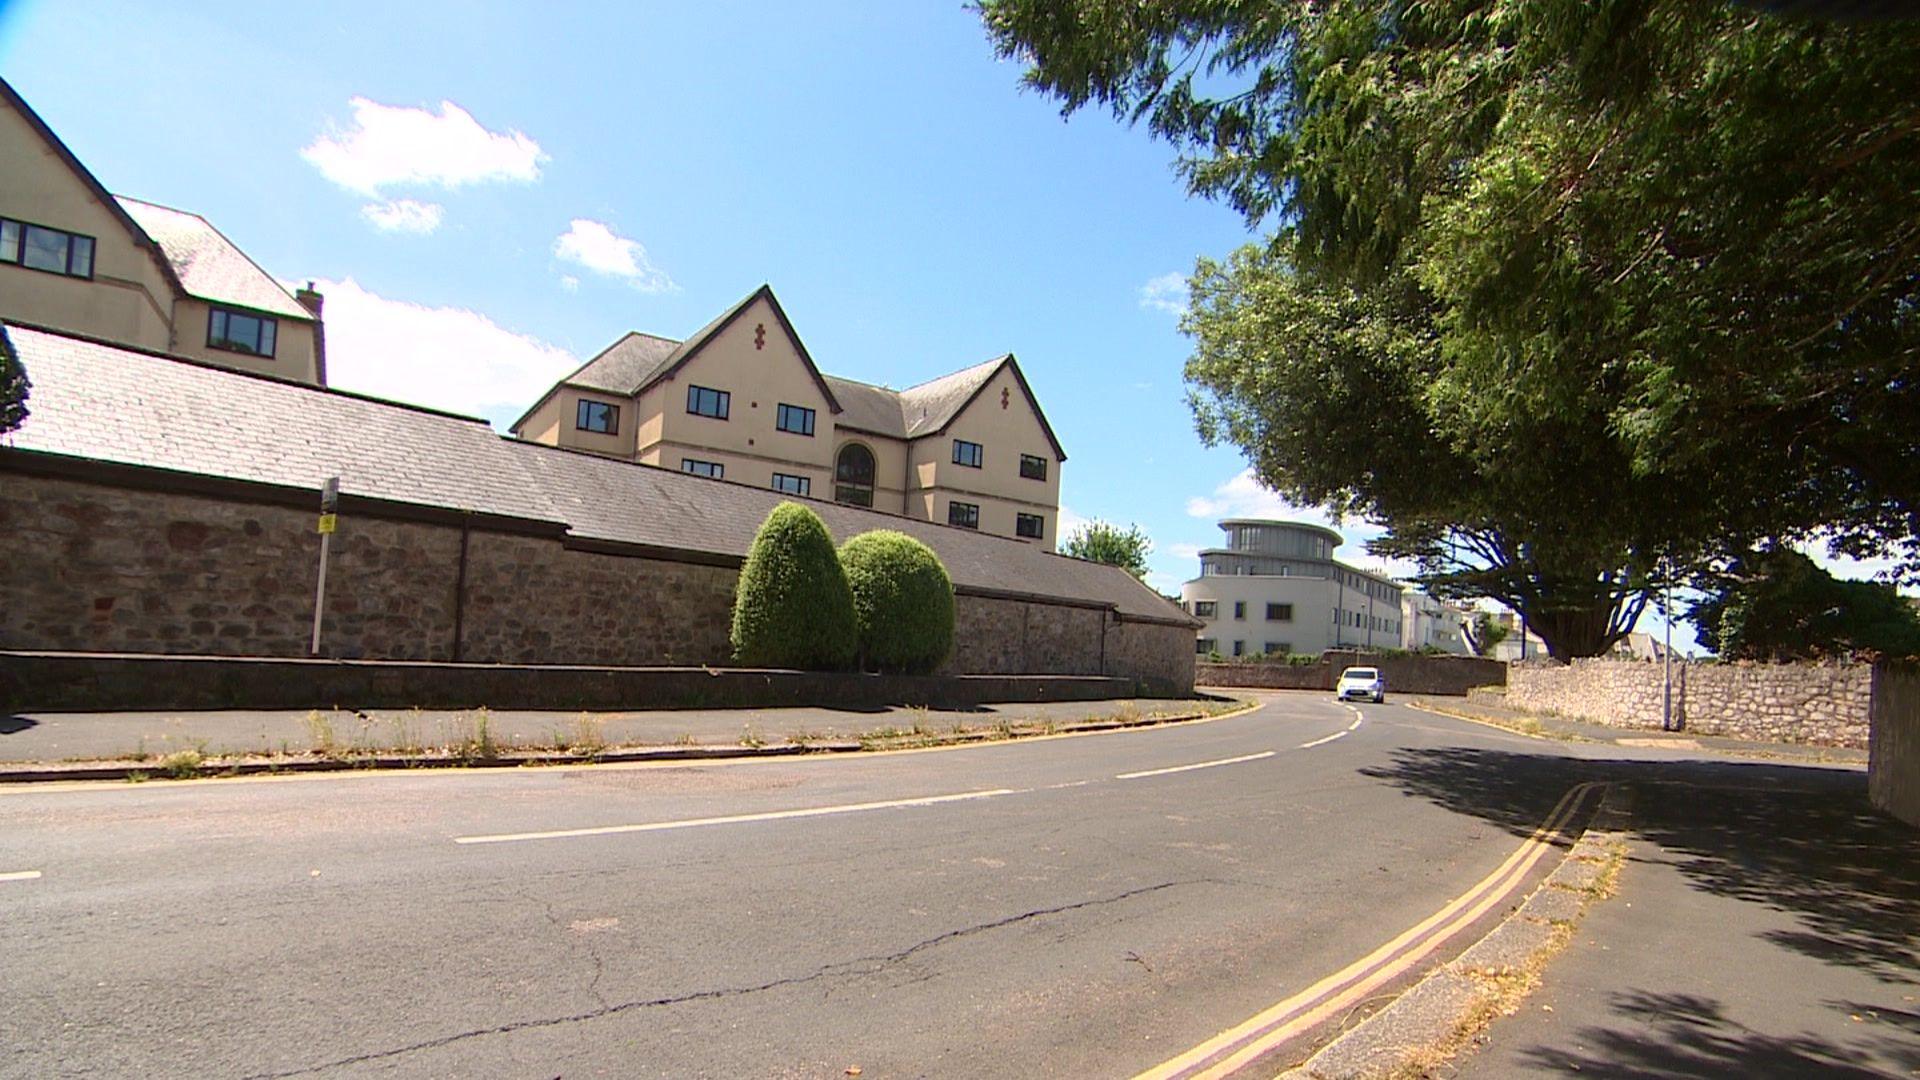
834,443,875,508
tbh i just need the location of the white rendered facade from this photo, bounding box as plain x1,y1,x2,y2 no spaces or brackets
1401,592,1473,654
1179,519,1404,658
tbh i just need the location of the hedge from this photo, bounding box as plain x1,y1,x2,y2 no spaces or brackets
730,502,858,670
840,530,955,674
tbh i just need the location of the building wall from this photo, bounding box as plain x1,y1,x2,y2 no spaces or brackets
1506,658,1873,748
0,470,1191,692
916,363,1062,547
1196,650,1505,696
1869,661,1920,828
168,297,320,385
1181,574,1405,657
0,99,175,351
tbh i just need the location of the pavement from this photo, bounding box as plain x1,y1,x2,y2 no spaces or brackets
1447,778,1920,1080
0,697,1221,765
0,688,1910,1078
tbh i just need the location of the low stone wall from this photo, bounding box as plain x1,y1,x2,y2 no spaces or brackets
1197,651,1506,696
0,651,1144,713
1870,662,1919,828
0,472,1194,697
1507,658,1873,748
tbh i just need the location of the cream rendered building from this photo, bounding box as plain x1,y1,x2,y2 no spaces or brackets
512,285,1066,546
1179,519,1405,658
0,78,324,384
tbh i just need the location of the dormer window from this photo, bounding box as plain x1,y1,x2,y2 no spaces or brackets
208,308,277,358
576,399,619,434
0,218,94,279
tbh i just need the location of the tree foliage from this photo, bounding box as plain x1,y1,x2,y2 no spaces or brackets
730,503,858,670
1062,520,1152,580
0,329,28,436
840,530,955,674
980,0,1920,657
1687,549,1920,661
1464,613,1511,659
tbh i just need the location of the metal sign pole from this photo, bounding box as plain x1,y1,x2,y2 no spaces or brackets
1662,560,1674,731
310,477,340,657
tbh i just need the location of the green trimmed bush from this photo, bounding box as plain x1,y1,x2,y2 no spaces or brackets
839,530,955,674
730,502,858,670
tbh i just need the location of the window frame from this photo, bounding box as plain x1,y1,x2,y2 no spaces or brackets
681,458,724,480
0,216,96,280
775,402,816,437
575,399,620,435
1015,513,1044,539
771,472,811,496
1019,454,1048,481
207,307,279,358
1266,602,1293,622
947,501,980,529
1195,638,1216,655
1233,601,1247,620
952,439,983,468
1193,600,1218,618
686,385,731,420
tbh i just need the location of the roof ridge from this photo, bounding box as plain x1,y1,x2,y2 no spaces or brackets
1,319,493,426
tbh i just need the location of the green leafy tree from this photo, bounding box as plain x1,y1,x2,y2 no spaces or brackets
1062,520,1152,580
839,530,956,674
1464,614,1511,659
730,503,858,670
1687,549,1920,661
0,328,28,435
980,1,1920,655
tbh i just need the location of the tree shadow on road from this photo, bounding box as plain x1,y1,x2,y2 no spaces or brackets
1359,747,1920,983
1517,991,1919,1079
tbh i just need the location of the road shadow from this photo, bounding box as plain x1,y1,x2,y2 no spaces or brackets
1518,991,1919,1078
0,715,37,735
1360,747,1920,983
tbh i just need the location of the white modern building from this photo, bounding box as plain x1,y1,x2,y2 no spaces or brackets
1179,519,1404,658
1401,592,1473,654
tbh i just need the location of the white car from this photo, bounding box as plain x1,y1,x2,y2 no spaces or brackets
1336,666,1386,704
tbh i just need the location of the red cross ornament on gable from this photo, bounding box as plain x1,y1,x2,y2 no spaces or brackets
754,323,766,350
1001,387,1010,410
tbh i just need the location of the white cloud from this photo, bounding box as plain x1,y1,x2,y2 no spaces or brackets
1056,504,1092,541
302,97,547,198
553,219,677,293
359,199,445,235
1139,272,1189,316
1144,570,1183,595
297,277,577,421
1168,542,1204,561
559,275,580,293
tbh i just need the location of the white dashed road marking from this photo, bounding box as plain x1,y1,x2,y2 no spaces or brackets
0,870,43,882
1114,751,1277,781
454,788,1018,845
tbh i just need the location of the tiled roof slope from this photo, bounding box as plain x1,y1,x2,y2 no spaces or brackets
2,324,1188,624
115,197,313,320
568,332,681,394
821,375,910,437
898,357,1005,438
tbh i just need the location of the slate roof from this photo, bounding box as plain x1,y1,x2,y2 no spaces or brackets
568,332,682,394
115,197,313,321
1,323,1188,624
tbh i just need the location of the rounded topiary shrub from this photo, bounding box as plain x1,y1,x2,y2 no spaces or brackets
839,530,955,674
730,502,858,670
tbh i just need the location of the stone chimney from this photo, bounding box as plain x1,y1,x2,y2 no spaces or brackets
295,282,327,387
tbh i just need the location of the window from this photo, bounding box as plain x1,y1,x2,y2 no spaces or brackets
771,473,811,496
1232,640,1246,657
1266,642,1292,656
1196,638,1216,655
948,501,980,529
1266,603,1293,621
952,439,983,468
1015,513,1044,539
776,403,815,436
0,218,94,278
1234,601,1246,620
834,443,875,507
1020,454,1048,481
687,385,730,419
1194,600,1218,618
208,308,277,357
576,400,619,434
681,459,723,479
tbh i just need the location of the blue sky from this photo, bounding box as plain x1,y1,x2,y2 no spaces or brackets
3,0,1902,653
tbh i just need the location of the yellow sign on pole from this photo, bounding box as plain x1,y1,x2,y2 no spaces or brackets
317,513,338,535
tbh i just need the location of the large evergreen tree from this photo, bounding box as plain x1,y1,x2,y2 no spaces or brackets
981,1,1920,657
0,328,28,436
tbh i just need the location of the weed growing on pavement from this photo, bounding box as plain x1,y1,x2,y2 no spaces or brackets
125,770,148,783
454,710,497,763
738,725,766,749
305,710,338,756
159,750,204,779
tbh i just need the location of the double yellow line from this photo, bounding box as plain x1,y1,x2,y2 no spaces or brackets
1136,781,1606,1080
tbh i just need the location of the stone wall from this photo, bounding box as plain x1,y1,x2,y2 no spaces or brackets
1507,658,1873,748
1870,662,1919,828
0,472,1193,694
1196,651,1506,696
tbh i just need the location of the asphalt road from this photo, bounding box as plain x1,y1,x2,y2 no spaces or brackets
0,691,1855,1079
